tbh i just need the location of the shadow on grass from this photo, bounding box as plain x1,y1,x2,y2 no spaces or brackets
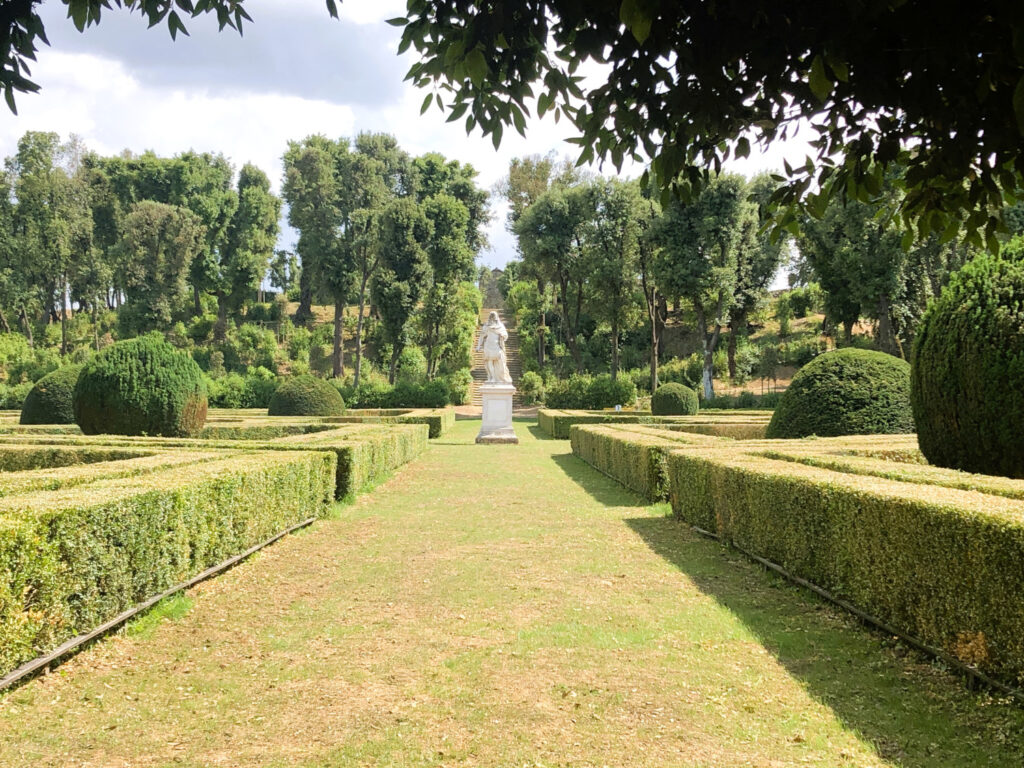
548,452,642,508
625,515,1024,768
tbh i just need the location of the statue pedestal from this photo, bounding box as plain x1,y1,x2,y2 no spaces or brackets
476,383,518,444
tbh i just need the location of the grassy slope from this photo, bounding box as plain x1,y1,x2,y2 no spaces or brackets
0,420,1021,766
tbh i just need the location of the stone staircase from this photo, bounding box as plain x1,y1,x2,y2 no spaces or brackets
470,307,525,408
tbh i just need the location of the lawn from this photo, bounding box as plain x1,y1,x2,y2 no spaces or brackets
0,419,1021,767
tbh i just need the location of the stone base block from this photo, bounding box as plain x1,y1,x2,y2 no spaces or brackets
476,383,518,445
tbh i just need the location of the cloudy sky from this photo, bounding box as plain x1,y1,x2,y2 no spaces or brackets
3,0,810,270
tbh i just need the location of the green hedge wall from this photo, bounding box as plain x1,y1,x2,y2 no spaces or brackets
667,445,1024,685
325,407,454,439
0,451,335,678
539,409,770,440
570,425,696,501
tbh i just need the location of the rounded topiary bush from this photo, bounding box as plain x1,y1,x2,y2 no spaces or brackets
20,364,83,424
267,375,345,416
74,337,208,437
765,348,913,439
911,254,1024,477
651,382,699,415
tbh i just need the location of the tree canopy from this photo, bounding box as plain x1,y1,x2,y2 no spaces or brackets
395,1,1024,247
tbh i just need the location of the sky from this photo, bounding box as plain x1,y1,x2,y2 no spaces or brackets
2,0,812,273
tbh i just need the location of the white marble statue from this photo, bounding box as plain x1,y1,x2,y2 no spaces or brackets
476,311,513,384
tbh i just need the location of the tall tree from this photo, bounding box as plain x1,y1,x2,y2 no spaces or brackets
727,175,787,377
653,174,746,400
497,154,582,367
583,179,642,380
420,193,474,377
372,198,433,383
118,201,204,331
216,164,281,339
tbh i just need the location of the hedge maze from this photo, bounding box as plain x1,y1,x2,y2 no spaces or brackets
570,422,1024,689
0,407,444,681
539,408,772,440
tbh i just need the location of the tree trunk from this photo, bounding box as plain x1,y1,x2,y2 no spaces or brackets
727,308,746,380
536,277,546,368
296,266,314,325
20,305,33,347
214,294,229,343
843,318,855,343
610,318,619,380
389,344,401,384
60,302,68,358
694,303,720,401
557,275,583,374
193,284,202,316
92,304,100,351
354,271,370,388
332,300,345,379
0,306,9,333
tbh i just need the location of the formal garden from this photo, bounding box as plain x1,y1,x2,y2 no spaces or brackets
2,1,1024,766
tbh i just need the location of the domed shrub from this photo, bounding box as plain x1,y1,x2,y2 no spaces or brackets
74,337,208,437
765,348,913,439
267,375,345,416
651,382,699,415
911,254,1024,476
20,364,83,424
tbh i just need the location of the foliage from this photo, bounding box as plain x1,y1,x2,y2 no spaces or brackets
267,374,345,417
518,370,544,405
0,449,334,679
205,368,279,409
651,383,699,416
911,254,1024,477
74,336,208,437
666,433,1024,686
19,364,82,424
397,2,1024,246
0,381,32,409
766,348,914,439
545,373,637,410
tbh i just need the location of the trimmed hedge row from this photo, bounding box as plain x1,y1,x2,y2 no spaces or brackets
0,451,335,678
570,424,721,501
0,422,429,501
0,445,150,473
325,406,455,439
664,437,1024,685
538,409,771,440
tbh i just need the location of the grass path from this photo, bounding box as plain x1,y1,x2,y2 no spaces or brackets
1,420,1022,767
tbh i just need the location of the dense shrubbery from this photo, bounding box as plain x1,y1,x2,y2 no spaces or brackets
74,336,208,437
206,368,279,409
337,378,454,409
0,381,33,410
651,383,698,415
519,371,544,405
912,254,1024,477
268,375,346,416
545,374,637,409
766,348,913,439
703,391,782,410
20,364,83,424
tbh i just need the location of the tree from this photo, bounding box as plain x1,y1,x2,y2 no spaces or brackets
653,175,746,400
2,1,273,110
420,193,474,377
372,198,433,383
282,135,342,327
514,185,592,373
727,175,787,378
583,179,642,380
217,164,280,339
118,201,204,331
635,194,665,393
496,153,583,368
397,3,1024,246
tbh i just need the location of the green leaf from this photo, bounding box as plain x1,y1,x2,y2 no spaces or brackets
1014,75,1024,134
735,136,750,159
385,17,409,27
491,122,503,150
619,0,653,45
325,0,339,19
808,55,832,103
420,92,433,115
446,102,469,122
69,0,89,32
4,86,17,115
464,49,488,88
167,11,189,40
